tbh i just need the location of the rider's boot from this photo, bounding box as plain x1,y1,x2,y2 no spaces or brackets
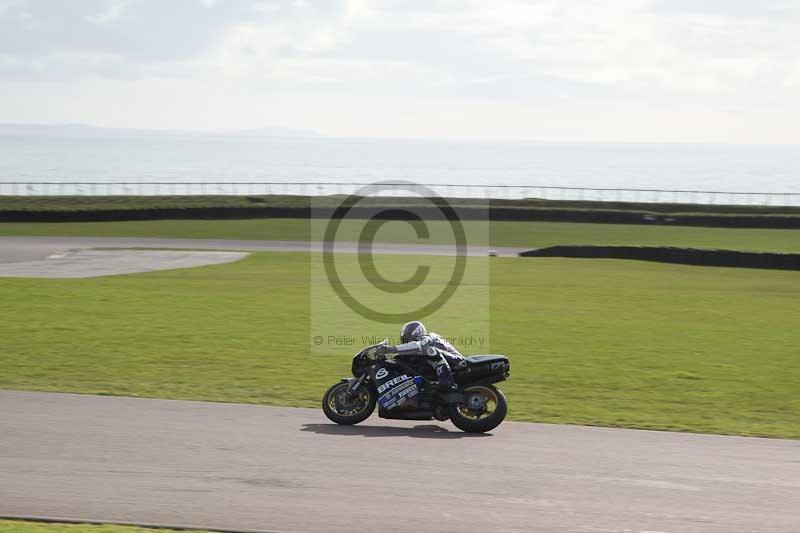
431,364,457,391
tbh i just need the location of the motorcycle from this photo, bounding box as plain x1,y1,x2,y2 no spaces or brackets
322,341,510,433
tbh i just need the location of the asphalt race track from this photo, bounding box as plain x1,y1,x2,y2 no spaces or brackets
0,249,249,278
1,391,798,533
0,237,521,277
0,236,525,260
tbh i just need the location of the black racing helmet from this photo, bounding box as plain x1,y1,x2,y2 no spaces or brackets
400,321,426,343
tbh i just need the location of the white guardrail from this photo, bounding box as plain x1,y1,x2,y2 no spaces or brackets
1,181,799,207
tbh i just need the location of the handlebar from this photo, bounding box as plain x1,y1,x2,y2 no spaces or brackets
356,339,390,358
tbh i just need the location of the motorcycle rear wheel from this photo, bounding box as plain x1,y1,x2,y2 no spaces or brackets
322,381,376,425
448,384,507,433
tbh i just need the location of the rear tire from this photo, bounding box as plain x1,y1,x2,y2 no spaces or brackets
448,385,507,433
322,381,376,425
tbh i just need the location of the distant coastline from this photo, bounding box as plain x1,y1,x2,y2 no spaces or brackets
0,123,324,139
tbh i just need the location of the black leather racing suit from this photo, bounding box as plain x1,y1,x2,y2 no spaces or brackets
391,333,466,387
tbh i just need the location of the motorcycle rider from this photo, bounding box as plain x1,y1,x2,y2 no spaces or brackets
379,321,466,390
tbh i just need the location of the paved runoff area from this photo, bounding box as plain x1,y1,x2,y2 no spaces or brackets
0,236,522,278
1,390,798,533
0,248,249,278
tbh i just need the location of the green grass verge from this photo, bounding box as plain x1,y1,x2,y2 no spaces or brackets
1,252,798,438
0,521,204,533
1,219,799,252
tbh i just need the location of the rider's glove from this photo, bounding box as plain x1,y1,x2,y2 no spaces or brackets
376,344,397,356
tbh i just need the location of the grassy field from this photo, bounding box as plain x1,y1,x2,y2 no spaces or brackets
1,218,799,251
0,521,203,533
1,251,798,438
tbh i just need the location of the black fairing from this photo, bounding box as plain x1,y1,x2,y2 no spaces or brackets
351,354,372,378
454,355,510,386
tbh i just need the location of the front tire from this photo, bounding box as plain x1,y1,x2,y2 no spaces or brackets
448,385,507,433
322,381,376,425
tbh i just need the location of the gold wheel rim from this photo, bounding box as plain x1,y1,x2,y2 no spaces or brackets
457,386,498,420
328,383,370,417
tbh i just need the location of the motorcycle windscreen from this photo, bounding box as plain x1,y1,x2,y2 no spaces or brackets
376,373,423,410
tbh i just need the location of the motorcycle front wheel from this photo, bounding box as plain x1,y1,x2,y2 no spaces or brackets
448,384,508,433
322,381,376,425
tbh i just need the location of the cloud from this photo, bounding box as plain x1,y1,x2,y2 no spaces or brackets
85,0,134,24
0,0,261,66
0,0,798,141
650,0,798,18
4,0,798,96
339,0,800,97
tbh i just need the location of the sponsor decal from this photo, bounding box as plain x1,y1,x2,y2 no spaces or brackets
375,367,389,379
377,374,411,393
378,380,420,409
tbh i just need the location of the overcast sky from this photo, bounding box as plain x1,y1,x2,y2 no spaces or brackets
1,0,799,143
